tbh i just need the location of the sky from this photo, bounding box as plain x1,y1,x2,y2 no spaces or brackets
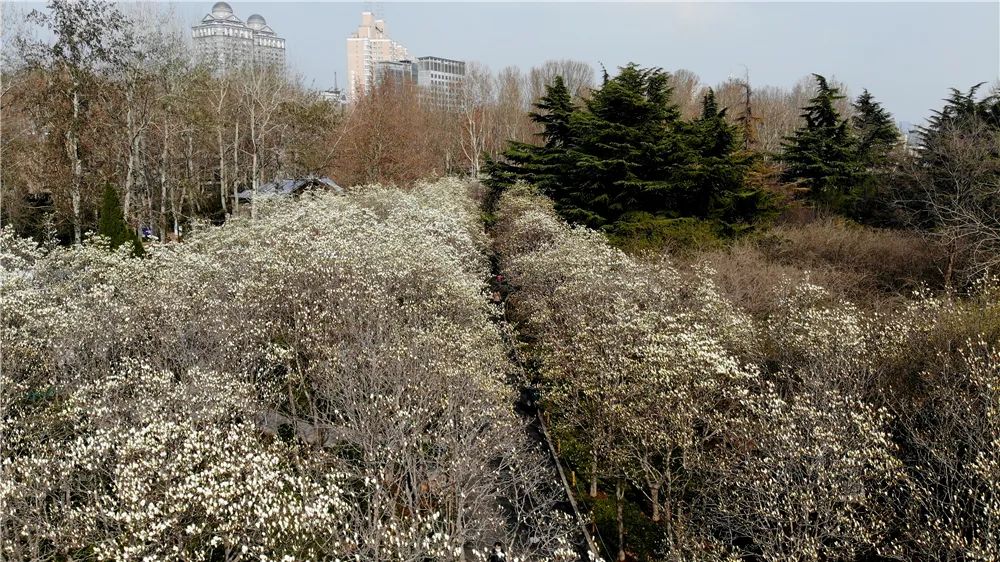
14,1,1000,123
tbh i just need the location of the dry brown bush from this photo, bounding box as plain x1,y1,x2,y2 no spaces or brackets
696,242,850,318
764,219,948,290
694,219,951,316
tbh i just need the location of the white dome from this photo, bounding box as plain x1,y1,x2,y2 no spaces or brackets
211,2,233,18
247,14,266,29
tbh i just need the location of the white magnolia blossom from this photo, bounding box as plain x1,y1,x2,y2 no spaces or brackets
1,179,576,561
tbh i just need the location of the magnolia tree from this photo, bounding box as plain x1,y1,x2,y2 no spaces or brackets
705,385,904,561
0,179,577,561
896,341,1000,561
493,186,765,559
491,184,998,561
758,274,1000,560
4,175,997,560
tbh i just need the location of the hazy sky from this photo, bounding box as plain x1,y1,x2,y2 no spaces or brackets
17,1,1000,123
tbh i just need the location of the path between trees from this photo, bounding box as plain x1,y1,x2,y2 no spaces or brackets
481,186,601,562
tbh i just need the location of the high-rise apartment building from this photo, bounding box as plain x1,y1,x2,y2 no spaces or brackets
346,12,467,109
192,2,285,71
346,12,411,101
370,57,467,110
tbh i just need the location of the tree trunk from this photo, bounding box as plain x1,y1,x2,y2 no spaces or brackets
68,86,83,244
218,126,227,214
651,483,660,523
146,169,154,237
232,122,240,214
590,450,599,498
123,106,139,221
183,131,194,218
249,99,259,220
664,475,674,544
173,185,182,239
616,479,625,562
944,240,956,293
159,122,169,242
172,132,190,239
251,147,259,220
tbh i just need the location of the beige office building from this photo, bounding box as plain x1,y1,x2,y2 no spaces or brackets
346,12,411,101
416,56,466,110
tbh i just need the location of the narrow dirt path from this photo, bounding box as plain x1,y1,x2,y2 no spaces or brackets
481,185,600,561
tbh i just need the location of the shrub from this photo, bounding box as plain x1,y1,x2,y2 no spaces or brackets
762,218,948,293
695,218,951,316
606,214,724,255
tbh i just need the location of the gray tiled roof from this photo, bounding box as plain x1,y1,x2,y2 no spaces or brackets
236,176,343,201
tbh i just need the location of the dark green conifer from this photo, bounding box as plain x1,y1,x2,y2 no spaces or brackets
564,64,683,226
679,90,741,215
97,184,144,257
906,84,1000,230
852,89,899,168
845,89,901,224
781,74,858,209
488,64,770,240
530,76,573,148
918,83,1000,158
483,77,577,200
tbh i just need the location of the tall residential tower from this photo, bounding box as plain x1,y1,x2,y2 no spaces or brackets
192,2,286,71
346,12,410,101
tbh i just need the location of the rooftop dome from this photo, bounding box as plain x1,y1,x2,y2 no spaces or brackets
247,14,266,30
211,2,233,18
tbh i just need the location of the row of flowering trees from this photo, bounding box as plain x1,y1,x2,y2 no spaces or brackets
493,184,999,561
0,179,578,560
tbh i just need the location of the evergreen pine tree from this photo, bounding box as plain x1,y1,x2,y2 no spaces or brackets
680,89,741,215
915,84,1000,201
488,64,770,241
847,89,901,224
781,74,858,209
681,89,766,230
918,83,1000,158
691,89,734,156
906,84,1000,230
97,184,144,257
530,76,574,148
567,64,683,227
483,77,577,202
852,89,899,168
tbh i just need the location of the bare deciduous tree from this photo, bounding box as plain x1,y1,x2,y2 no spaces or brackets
238,64,288,219
458,62,496,177
529,59,595,102
17,0,134,243
908,121,1000,280
668,68,704,120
